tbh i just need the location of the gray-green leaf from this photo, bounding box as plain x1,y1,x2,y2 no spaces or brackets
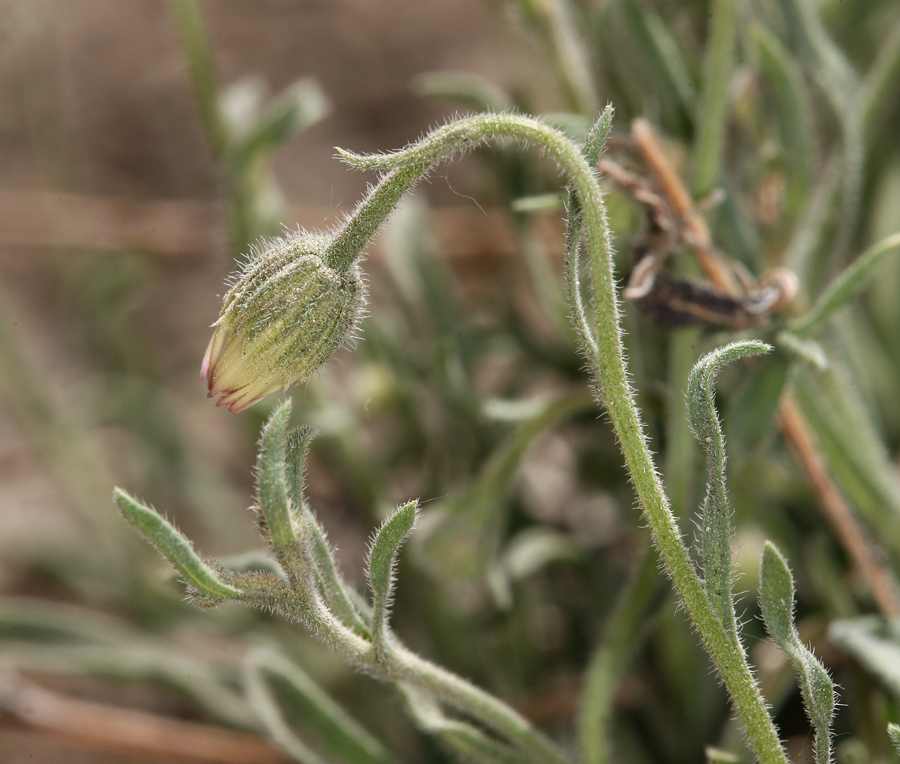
367,501,419,655
114,488,242,605
760,542,835,764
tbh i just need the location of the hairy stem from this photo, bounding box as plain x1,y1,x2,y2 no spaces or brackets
338,112,786,764
324,163,428,274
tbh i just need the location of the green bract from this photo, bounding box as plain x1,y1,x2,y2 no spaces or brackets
201,232,365,413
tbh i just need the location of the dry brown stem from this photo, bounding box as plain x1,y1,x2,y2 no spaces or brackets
0,672,292,764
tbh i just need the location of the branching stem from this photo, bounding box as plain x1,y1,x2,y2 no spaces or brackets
336,112,787,764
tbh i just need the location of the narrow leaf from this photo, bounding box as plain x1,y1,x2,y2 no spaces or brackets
791,232,900,336
256,400,305,578
706,749,740,764
794,366,900,556
579,544,661,764
565,105,614,391
114,488,242,604
693,0,737,197
688,341,771,628
510,193,565,214
367,501,418,655
283,425,371,635
760,542,835,764
581,105,615,168
0,639,252,729
617,0,694,132
759,542,799,650
284,425,316,515
246,648,396,764
306,512,372,637
862,22,900,136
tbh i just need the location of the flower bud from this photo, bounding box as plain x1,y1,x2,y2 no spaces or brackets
201,233,365,413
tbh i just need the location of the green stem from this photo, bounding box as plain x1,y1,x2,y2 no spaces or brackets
324,163,428,274
337,113,787,764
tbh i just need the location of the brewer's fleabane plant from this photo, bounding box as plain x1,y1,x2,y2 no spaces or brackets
117,108,846,764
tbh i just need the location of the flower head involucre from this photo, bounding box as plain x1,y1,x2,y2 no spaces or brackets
201,233,365,413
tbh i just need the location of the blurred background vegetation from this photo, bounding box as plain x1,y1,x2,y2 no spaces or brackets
1,0,899,762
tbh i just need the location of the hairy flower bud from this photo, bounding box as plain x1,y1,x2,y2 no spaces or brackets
201,232,365,413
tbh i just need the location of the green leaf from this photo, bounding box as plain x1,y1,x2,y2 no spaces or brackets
688,341,771,628
862,23,900,137
272,422,370,633
367,501,419,654
693,0,737,196
565,105,614,392
706,749,740,764
512,0,598,115
245,648,396,764
305,511,373,637
284,425,316,515
759,542,796,649
0,637,251,729
791,232,900,336
256,400,306,578
760,542,835,764
581,105,615,168
579,544,661,764
616,0,695,132
114,488,242,605
510,193,565,214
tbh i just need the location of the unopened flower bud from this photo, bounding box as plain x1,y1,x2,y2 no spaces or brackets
201,233,365,413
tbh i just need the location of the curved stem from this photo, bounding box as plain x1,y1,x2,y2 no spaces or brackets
337,113,787,764
324,163,428,273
